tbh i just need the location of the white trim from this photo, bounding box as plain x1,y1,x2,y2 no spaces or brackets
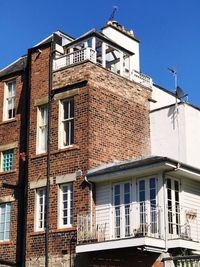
3,79,16,121
35,188,46,231
58,98,74,149
0,203,12,241
58,183,73,229
76,237,165,253
36,105,48,154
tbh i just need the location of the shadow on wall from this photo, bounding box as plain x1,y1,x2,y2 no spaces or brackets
168,104,178,130
74,248,163,267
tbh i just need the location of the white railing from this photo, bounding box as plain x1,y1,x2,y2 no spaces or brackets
77,203,200,245
131,69,153,88
53,47,96,71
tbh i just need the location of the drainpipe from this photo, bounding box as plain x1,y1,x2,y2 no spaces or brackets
45,39,54,267
84,176,93,231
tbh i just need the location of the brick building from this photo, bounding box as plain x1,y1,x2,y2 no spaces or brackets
0,21,200,267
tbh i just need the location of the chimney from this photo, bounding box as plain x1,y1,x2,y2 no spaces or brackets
101,21,140,72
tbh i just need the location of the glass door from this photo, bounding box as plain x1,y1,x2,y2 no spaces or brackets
137,177,158,236
113,182,131,238
167,178,180,237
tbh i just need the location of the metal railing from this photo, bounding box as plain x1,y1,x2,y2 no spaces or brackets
77,203,200,245
167,206,200,242
77,201,162,244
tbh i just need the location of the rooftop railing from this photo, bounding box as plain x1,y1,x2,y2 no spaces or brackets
53,48,153,88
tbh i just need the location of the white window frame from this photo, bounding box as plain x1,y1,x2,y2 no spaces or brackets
112,181,131,238
36,105,48,154
58,183,73,228
137,176,158,236
3,79,16,121
1,149,14,172
0,203,11,241
35,188,46,231
166,177,181,237
59,98,74,149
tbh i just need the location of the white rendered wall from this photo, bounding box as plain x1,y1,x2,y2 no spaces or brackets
150,104,187,164
102,27,140,71
150,85,177,110
184,105,200,167
151,103,200,168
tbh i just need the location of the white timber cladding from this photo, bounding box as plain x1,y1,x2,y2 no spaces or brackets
181,177,200,242
95,182,111,240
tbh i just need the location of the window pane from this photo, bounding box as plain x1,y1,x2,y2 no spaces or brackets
61,99,74,147
69,99,74,117
38,106,48,153
2,150,14,171
0,203,11,241
63,101,69,119
139,180,145,191
37,188,46,230
5,80,16,120
61,184,73,226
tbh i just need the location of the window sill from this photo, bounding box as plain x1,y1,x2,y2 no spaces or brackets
31,152,47,159
51,145,80,155
31,145,80,159
0,118,17,125
0,241,15,245
0,169,16,176
30,226,77,236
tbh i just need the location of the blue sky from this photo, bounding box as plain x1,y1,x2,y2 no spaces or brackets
1,0,200,106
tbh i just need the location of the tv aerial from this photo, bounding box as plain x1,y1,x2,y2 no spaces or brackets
109,6,118,21
168,67,188,102
176,86,188,102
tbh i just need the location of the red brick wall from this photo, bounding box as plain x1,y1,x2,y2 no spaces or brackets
0,73,27,264
26,53,151,262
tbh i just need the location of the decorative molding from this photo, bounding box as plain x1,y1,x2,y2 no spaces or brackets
34,96,48,106
0,142,18,151
56,172,76,184
54,88,79,101
0,195,15,203
30,177,53,189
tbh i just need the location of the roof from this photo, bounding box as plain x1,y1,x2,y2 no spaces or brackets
34,30,75,47
65,28,134,56
0,56,27,78
87,156,200,181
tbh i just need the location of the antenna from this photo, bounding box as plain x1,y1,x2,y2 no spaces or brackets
176,86,188,102
109,6,118,21
168,67,177,91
